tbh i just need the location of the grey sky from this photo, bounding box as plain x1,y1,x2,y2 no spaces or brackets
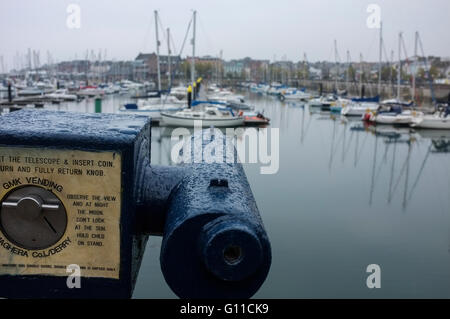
0,0,449,70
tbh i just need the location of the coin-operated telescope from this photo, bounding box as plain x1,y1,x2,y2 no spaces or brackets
0,110,271,298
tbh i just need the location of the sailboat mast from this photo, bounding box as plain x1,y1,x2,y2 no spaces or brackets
191,10,197,85
397,32,402,100
412,31,418,101
346,50,350,92
219,49,223,86
167,27,172,89
390,50,394,95
303,52,307,85
359,53,363,97
378,22,383,96
334,39,338,92
154,10,161,92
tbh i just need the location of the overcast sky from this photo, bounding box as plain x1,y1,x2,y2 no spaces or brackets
0,0,449,70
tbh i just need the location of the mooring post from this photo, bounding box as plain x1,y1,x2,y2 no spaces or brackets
95,96,102,113
7,82,12,103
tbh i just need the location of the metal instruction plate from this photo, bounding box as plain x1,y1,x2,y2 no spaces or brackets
0,147,121,279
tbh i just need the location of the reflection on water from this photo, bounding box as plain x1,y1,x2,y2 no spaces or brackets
4,92,450,298
140,92,450,298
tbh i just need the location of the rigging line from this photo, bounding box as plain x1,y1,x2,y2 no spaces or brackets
139,14,154,54
178,17,192,57
417,33,437,105
197,13,216,52
400,35,412,76
170,33,178,57
157,14,167,43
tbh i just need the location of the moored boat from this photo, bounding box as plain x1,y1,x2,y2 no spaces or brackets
341,102,378,116
410,109,450,129
161,106,245,127
243,111,270,125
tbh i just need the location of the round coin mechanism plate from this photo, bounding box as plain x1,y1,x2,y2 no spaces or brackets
0,186,67,250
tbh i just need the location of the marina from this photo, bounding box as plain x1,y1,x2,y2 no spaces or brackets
0,0,450,302
2,86,449,298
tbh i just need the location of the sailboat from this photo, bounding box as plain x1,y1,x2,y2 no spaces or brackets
363,30,416,123
409,33,450,129
160,11,244,128
410,106,450,129
340,47,378,116
120,11,186,119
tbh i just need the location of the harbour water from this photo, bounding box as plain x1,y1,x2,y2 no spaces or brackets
138,91,450,298
3,91,450,298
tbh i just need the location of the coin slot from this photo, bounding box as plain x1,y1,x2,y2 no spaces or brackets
0,186,67,250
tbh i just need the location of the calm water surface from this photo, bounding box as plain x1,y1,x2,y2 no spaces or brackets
138,91,450,298
4,91,449,298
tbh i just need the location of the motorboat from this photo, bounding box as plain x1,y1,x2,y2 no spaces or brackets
243,111,270,125
161,105,245,127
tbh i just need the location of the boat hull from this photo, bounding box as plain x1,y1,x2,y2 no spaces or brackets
410,116,450,129
342,104,378,116
373,114,415,125
161,113,245,127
